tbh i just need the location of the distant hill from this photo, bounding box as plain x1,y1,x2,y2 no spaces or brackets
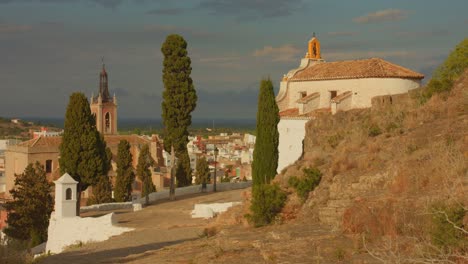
0,117,60,140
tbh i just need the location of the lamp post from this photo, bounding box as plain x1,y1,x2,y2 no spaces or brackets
213,146,219,192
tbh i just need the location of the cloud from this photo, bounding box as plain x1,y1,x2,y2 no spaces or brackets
147,7,186,16
395,29,450,38
326,31,358,37
353,9,408,24
143,24,216,38
0,0,144,9
198,0,306,19
326,50,414,61
0,23,32,33
253,44,301,62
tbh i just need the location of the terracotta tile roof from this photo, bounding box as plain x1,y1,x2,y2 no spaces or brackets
296,92,320,103
15,135,154,149
279,108,331,118
279,108,299,117
331,91,352,103
291,58,424,81
17,137,62,147
103,135,151,147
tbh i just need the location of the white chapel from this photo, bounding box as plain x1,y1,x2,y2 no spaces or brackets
276,34,424,173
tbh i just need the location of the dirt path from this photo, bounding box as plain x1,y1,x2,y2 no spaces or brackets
40,189,245,264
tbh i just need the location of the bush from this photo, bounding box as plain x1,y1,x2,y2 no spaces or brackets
247,184,287,227
328,133,343,148
430,203,467,252
368,124,382,137
288,167,322,202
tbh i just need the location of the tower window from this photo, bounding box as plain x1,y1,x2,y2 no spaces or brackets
45,160,52,173
66,188,72,200
105,112,111,132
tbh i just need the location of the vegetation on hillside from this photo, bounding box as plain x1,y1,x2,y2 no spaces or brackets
114,140,135,202
161,34,197,187
288,167,322,202
59,93,110,213
4,162,53,246
421,38,468,101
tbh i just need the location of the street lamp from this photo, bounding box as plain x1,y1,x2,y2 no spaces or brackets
213,146,219,192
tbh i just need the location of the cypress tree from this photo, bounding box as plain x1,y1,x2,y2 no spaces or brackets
195,156,210,185
4,162,53,246
114,140,135,202
59,92,109,213
136,144,155,205
89,146,113,205
251,78,280,186
161,34,197,187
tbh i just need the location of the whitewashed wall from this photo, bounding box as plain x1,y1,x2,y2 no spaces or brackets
278,78,420,111
277,119,309,173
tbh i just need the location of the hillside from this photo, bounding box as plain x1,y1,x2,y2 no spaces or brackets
0,118,60,140
114,70,467,263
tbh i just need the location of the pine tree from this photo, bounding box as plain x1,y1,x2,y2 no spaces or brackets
161,34,197,187
251,78,280,186
136,144,155,205
114,140,135,202
59,92,109,214
4,162,53,246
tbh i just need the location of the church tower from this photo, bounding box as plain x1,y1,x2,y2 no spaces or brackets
90,62,118,135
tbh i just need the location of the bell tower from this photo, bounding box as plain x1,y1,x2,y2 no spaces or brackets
90,60,118,135
306,32,321,60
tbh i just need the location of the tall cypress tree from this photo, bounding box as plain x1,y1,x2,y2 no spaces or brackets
137,144,155,205
161,34,197,187
59,92,109,213
89,147,113,205
4,162,53,246
251,78,280,186
114,140,135,202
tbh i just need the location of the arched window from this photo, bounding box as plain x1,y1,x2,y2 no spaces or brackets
105,112,111,132
66,188,72,200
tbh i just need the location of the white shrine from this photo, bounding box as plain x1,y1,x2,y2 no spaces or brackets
54,173,78,218
45,173,133,254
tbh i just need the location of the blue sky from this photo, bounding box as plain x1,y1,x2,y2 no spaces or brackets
0,0,466,119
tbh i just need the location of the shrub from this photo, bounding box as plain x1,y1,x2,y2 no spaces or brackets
246,184,287,227
288,167,322,202
368,124,382,137
328,133,343,148
430,203,467,252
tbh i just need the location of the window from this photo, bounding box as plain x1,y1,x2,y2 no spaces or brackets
66,188,72,200
300,92,307,98
45,160,52,173
330,91,337,99
105,112,111,131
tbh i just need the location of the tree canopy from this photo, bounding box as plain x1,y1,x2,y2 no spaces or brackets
251,78,280,186
136,144,155,205
4,162,53,246
114,139,135,202
195,156,210,185
59,92,110,211
423,38,468,100
161,34,197,187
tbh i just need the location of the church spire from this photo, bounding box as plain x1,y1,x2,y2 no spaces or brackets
99,57,111,102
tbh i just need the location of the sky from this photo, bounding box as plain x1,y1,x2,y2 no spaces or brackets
0,0,467,120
